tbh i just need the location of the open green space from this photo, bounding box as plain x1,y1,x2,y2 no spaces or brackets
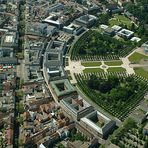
83,68,104,73
107,67,126,72
75,73,148,120
81,61,102,67
71,30,135,61
109,14,131,28
128,52,148,64
134,68,148,79
104,60,122,66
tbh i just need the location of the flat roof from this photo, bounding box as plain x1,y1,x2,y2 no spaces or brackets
50,79,76,97
61,96,91,114
100,24,108,30
118,29,134,36
112,25,122,31
5,35,13,43
81,111,114,135
0,57,17,64
130,37,141,42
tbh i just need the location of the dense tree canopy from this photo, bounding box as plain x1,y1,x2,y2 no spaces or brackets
77,31,134,56
87,75,140,104
124,0,148,24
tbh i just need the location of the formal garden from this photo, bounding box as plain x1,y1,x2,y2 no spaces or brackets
70,30,136,61
128,52,148,64
110,118,148,148
81,61,102,67
75,72,148,120
104,60,123,66
83,68,104,73
134,68,148,79
128,52,148,79
107,67,126,72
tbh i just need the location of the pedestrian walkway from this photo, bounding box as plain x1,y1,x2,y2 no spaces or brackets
65,47,148,82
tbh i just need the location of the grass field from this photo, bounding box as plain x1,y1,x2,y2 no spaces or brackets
81,61,102,67
83,68,104,73
107,67,126,72
128,52,148,64
134,68,148,79
109,14,131,28
104,60,123,66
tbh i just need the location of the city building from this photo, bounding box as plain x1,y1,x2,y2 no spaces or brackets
1,31,18,48
143,123,148,136
57,32,74,44
130,37,141,42
0,57,17,66
74,14,97,28
67,138,99,148
117,29,134,39
106,4,123,14
26,22,48,37
50,79,77,101
80,111,116,138
63,23,85,35
83,2,100,14
104,27,115,37
142,41,148,54
100,24,109,30
111,25,122,33
47,3,64,13
43,14,63,29
60,96,94,120
131,108,147,124
43,40,66,81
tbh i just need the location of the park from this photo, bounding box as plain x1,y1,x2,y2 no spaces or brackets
65,13,148,122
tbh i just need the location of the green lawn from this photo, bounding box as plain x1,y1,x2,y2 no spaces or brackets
134,68,148,79
104,60,123,66
128,52,148,64
107,67,126,72
83,68,104,73
109,14,131,28
81,61,102,67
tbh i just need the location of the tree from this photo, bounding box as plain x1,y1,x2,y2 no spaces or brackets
16,103,25,113
131,22,136,31
88,74,98,89
108,10,112,17
99,14,110,25
58,143,65,148
144,140,148,148
16,116,24,125
69,128,77,141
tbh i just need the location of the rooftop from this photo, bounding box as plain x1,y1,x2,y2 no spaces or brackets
50,79,76,97
111,25,122,31
81,111,115,135
61,96,92,114
118,29,134,37
130,37,141,42
76,14,97,23
1,31,17,47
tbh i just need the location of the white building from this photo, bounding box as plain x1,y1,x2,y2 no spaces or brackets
111,25,122,32
80,111,116,138
63,23,85,35
117,29,134,39
142,41,148,54
130,37,141,42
